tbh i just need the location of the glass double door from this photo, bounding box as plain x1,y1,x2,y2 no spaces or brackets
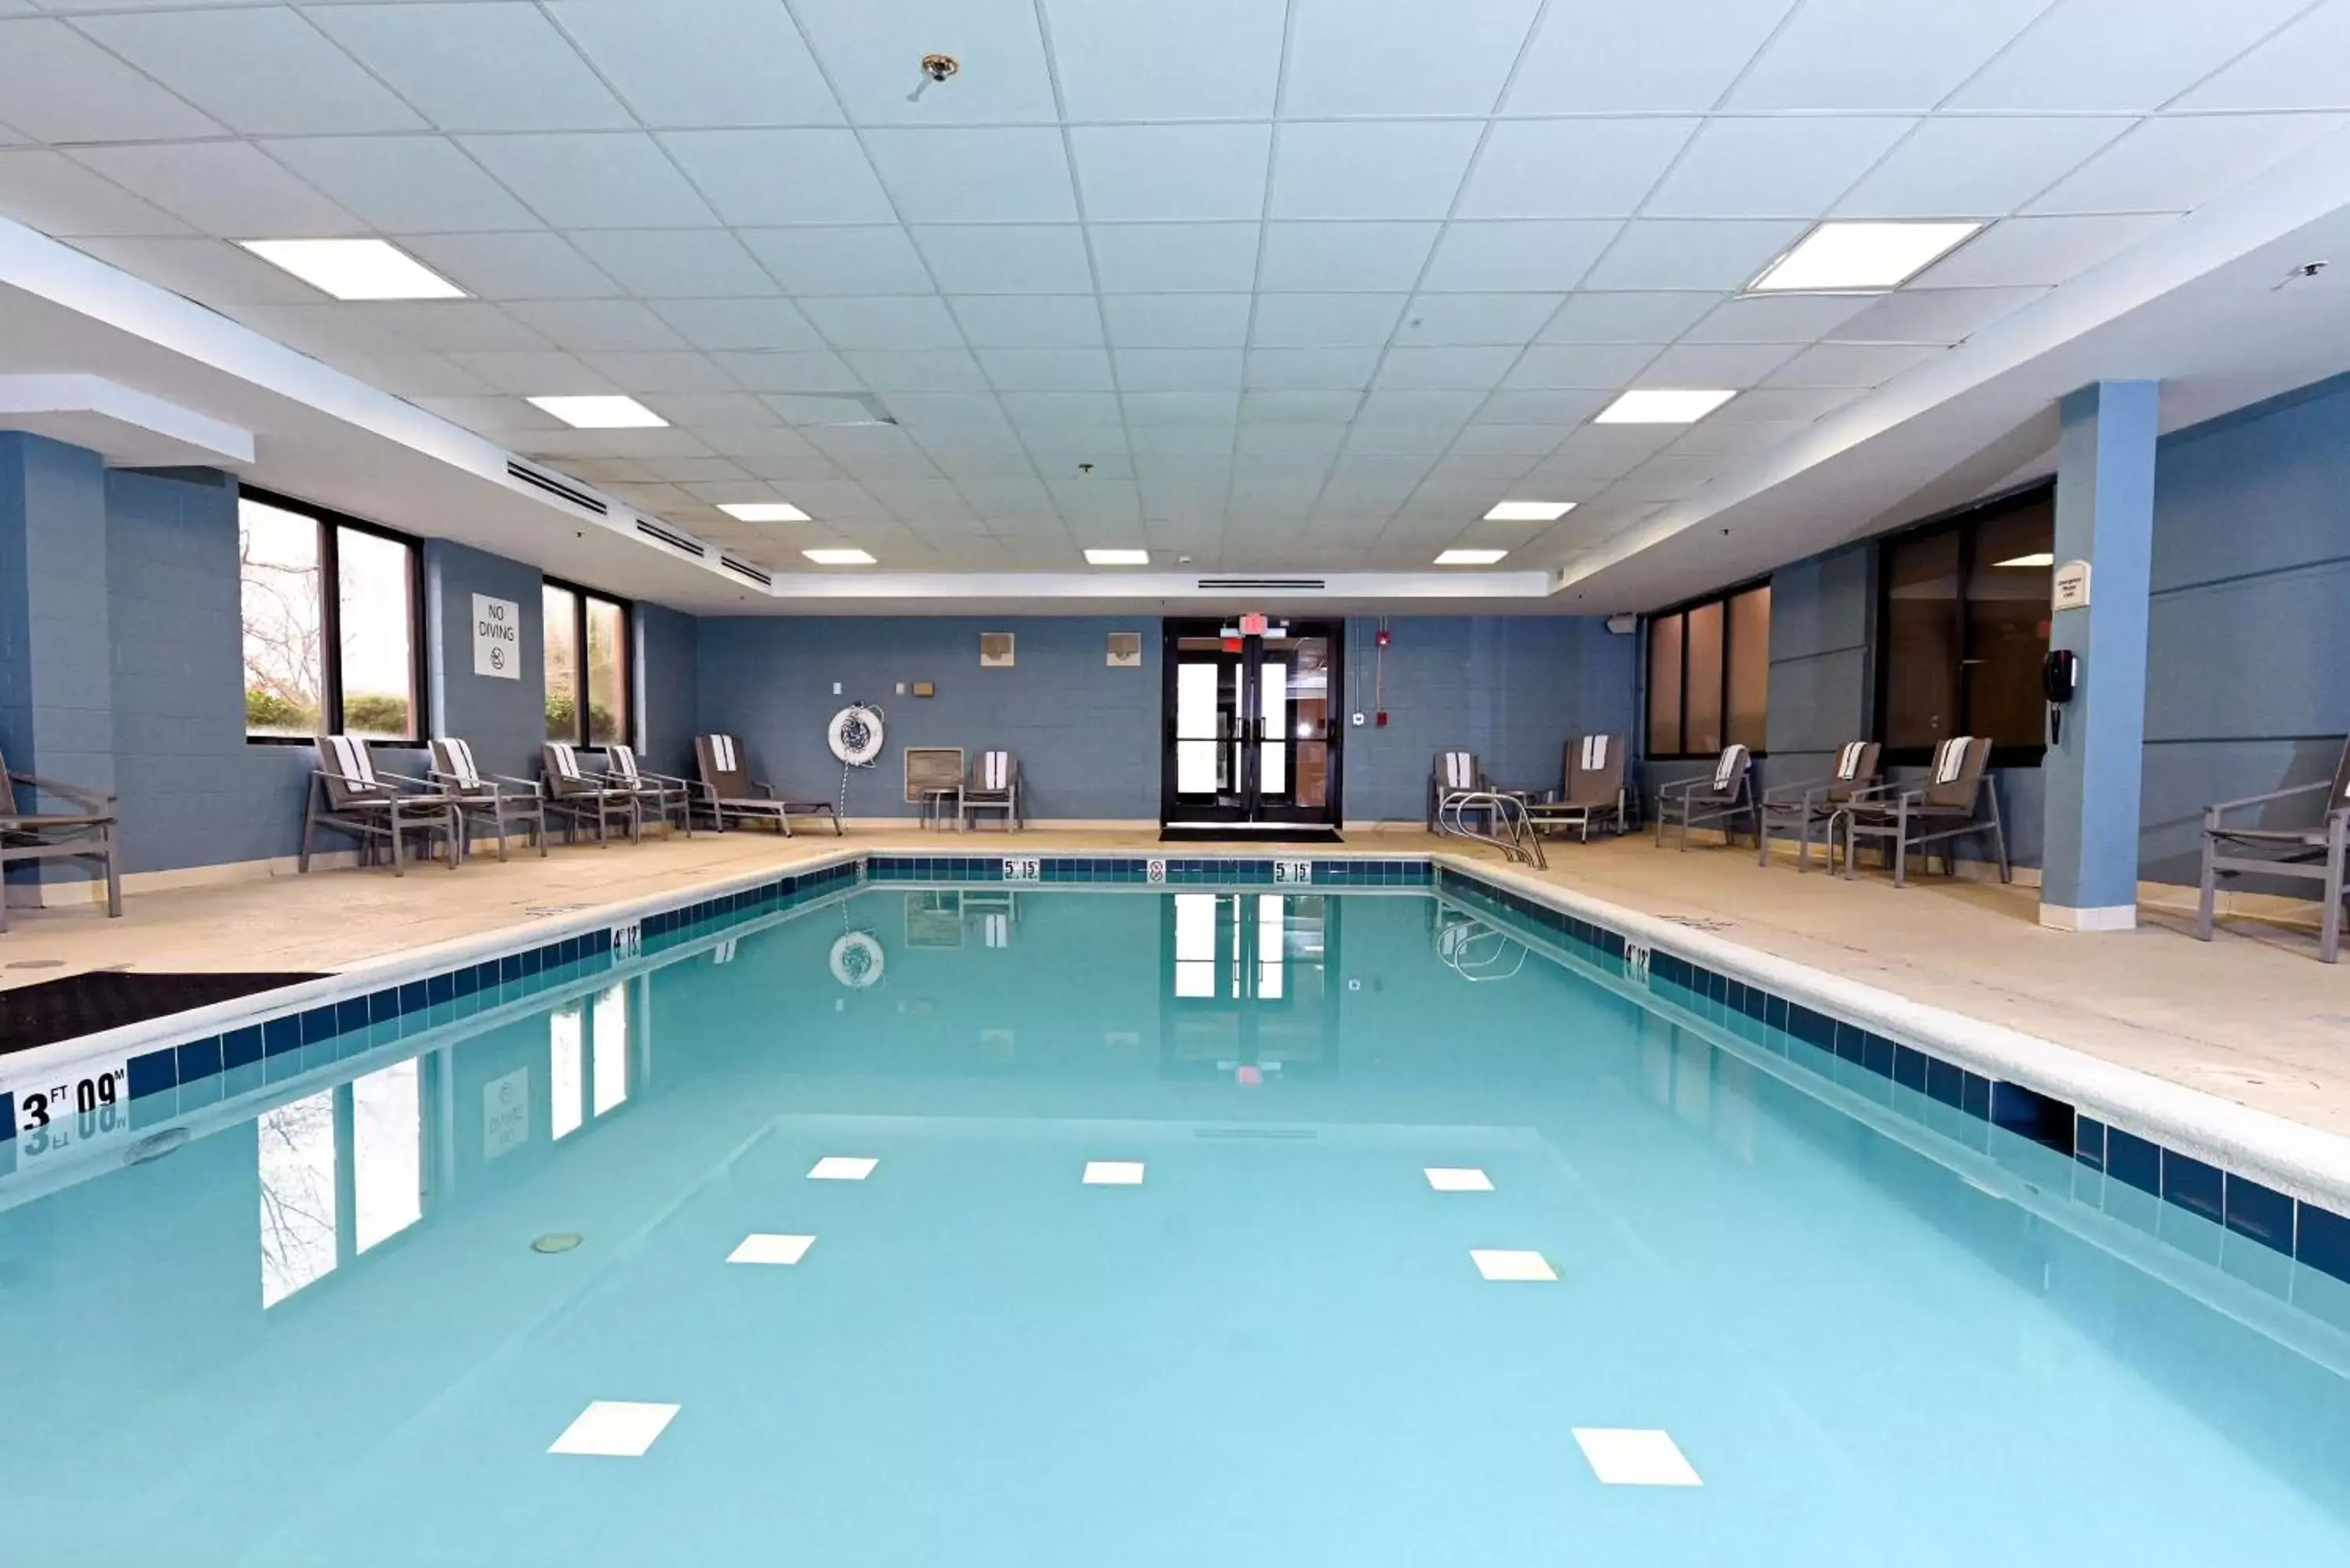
1161,619,1343,830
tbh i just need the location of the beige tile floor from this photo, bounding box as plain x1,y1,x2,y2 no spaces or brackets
5,823,2345,1135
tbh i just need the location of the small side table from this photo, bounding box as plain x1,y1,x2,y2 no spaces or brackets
920,787,961,831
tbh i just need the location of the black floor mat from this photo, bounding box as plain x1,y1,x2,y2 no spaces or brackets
1158,826,1346,844
0,971,325,1053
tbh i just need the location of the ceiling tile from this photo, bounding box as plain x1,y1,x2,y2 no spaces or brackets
1763,341,1946,387
311,2,633,132
1683,294,1872,343
804,303,974,362
445,349,614,395
1000,390,1123,425
1947,0,2312,114
1240,396,1360,426
635,392,777,427
739,226,935,294
1283,0,1542,116
1913,212,2178,286
951,294,1103,348
646,298,824,351
503,298,693,352
1446,422,1563,456
326,352,491,398
261,136,540,233
717,349,863,392
1505,0,1795,114
76,8,424,136
1420,221,1619,291
568,229,777,296
581,350,743,391
69,142,361,237
1375,345,1522,388
352,301,557,353
546,0,844,126
911,225,1094,293
1665,418,1817,458
1357,388,1484,425
1257,222,1438,292
2026,114,2348,215
0,20,221,143
1123,390,1242,422
1542,291,1724,343
1115,348,1244,390
1089,222,1260,291
400,232,620,299
1395,293,1563,345
1101,294,1253,349
1244,347,1384,389
1473,388,1611,424
1456,119,1700,219
1636,341,1800,387
1706,385,1864,421
1580,219,1809,290
461,135,719,228
1727,0,2050,111
1250,294,1408,347
1044,0,1286,118
1071,125,1271,222
219,301,425,360
2180,3,2350,110
660,131,895,225
1643,117,1915,219
1503,343,1662,388
863,128,1077,223
1270,121,1482,219
1830,286,2047,342
791,0,1058,123
0,149,189,237
883,390,1007,425
1835,117,2136,219
978,347,1116,389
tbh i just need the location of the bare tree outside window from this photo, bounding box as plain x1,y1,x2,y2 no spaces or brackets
240,499,324,737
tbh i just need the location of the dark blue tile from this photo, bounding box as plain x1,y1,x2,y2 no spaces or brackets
1862,1033,1895,1080
367,989,397,1024
2163,1151,2224,1223
398,981,427,1015
127,1049,178,1100
2076,1116,2106,1169
2298,1203,2350,1285
500,954,522,984
2106,1128,2161,1196
2224,1174,2294,1253
265,1015,304,1057
1893,1046,1929,1093
301,1005,341,1044
0,1095,13,1143
336,997,368,1035
428,971,455,1006
1788,1006,1835,1050
222,1025,265,1071
1835,1023,1868,1066
1960,1071,1991,1121
1925,1057,1965,1109
175,1035,223,1084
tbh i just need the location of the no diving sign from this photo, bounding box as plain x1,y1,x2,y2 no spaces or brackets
473,594,520,679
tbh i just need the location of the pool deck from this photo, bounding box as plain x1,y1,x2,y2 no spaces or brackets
5,824,2346,1137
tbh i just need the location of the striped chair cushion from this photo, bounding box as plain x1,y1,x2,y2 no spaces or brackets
1579,735,1610,771
1934,737,1972,784
548,742,582,780
1712,744,1748,792
708,734,738,772
437,737,481,789
1443,752,1475,789
324,735,382,792
608,745,640,782
982,751,1010,789
1836,741,1868,779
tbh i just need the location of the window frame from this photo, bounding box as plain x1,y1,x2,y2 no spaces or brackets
1644,576,1772,761
1871,480,2053,769
240,485,428,746
542,573,634,750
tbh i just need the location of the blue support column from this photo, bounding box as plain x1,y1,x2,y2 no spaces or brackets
2040,381,2157,930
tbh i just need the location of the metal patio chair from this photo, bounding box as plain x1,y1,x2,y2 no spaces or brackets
1838,735,2009,888
1757,740,1881,871
693,734,842,836
0,748,121,932
428,736,547,862
602,743,693,838
1525,734,1628,841
542,742,641,847
1428,750,1491,833
2196,735,2350,963
299,734,461,876
1655,744,1757,851
960,750,1024,832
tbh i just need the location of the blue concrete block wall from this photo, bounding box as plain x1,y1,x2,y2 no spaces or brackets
424,539,548,783
637,602,698,777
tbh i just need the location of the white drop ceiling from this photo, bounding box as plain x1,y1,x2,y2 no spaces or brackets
0,0,2347,612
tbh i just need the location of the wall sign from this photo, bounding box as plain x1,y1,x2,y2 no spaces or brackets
483,1068,530,1161
472,594,521,679
2052,560,2092,612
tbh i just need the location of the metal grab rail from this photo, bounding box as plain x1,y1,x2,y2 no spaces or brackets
1434,912,1528,982
1434,789,1549,869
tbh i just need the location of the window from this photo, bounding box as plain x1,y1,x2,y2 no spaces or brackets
544,578,631,746
1878,485,2053,761
239,490,422,742
1646,583,1771,759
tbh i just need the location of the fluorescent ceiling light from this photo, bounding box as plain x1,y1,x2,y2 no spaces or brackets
1748,221,1981,292
548,1401,682,1458
1595,389,1736,425
528,395,667,429
718,502,808,523
1084,547,1151,565
801,548,876,567
1484,500,1574,522
1083,1160,1146,1186
727,1234,815,1266
1435,548,1509,565
1424,1166,1495,1191
807,1154,878,1178
1470,1248,1556,1282
240,238,465,301
1994,552,2055,568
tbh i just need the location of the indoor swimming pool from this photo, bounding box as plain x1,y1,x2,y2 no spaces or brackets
5,875,2350,1566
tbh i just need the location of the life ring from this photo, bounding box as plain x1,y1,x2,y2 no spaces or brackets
830,930,885,988
827,704,885,766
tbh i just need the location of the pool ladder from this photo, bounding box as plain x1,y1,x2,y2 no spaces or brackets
1436,790,1549,870
1435,912,1528,982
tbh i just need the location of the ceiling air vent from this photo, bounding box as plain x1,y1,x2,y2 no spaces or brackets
633,518,707,558
505,459,607,515
1195,577,1326,592
721,556,772,588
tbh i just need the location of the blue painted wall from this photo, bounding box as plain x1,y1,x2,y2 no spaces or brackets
636,602,699,778
424,539,548,784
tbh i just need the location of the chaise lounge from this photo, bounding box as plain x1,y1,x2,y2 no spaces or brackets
2196,735,2350,963
694,734,842,836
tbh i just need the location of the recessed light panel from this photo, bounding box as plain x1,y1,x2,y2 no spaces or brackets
1594,389,1737,425
548,1401,681,1458
802,548,877,566
1470,1248,1556,1281
1748,221,1981,292
718,502,809,522
1435,548,1509,565
806,1154,878,1178
1083,1160,1146,1186
1084,548,1151,565
240,238,466,301
1424,1167,1494,1191
1484,500,1574,522
1571,1428,1703,1487
528,396,668,429
727,1234,816,1266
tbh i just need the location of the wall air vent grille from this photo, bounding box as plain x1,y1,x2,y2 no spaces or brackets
721,556,772,587
634,518,707,558
1196,577,1326,592
505,460,607,515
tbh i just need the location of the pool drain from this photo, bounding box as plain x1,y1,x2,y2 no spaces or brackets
531,1232,584,1255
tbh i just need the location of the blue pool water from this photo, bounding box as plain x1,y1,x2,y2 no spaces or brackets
5,883,2350,1566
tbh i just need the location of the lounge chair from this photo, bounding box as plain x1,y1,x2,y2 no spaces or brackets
1526,734,1627,841
428,737,546,862
2196,736,2350,963
1838,735,2009,887
0,749,121,933
960,750,1022,831
542,742,641,847
1756,741,1880,871
693,734,842,836
1427,751,1490,833
1655,744,1756,851
602,744,693,838
299,735,461,875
